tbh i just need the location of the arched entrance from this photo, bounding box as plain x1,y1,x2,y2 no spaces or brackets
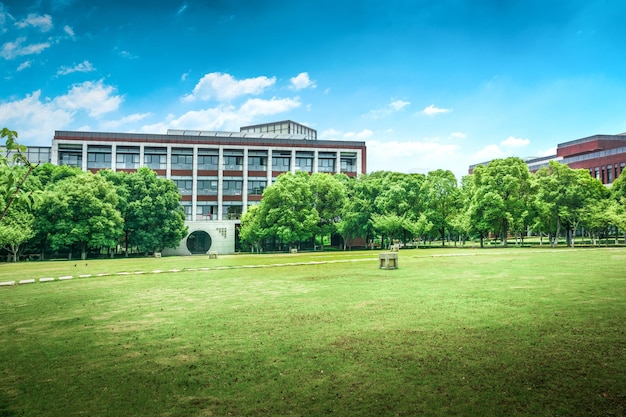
186,230,212,254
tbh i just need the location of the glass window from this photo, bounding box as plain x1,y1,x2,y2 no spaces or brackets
197,178,218,195
222,179,243,196
247,179,267,195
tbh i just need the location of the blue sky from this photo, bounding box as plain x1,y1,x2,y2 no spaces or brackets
1,0,626,179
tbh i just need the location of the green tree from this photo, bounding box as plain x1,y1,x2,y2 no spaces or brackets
100,167,187,254
258,172,319,249
239,204,267,253
38,172,123,260
535,161,606,246
471,158,532,246
0,128,38,222
421,169,459,246
310,173,346,249
0,203,35,262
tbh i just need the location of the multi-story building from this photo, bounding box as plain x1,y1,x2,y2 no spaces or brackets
557,133,626,185
50,121,367,255
469,132,626,185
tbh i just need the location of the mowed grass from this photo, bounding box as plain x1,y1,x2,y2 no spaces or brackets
0,248,625,416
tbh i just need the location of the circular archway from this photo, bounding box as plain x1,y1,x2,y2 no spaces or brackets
186,230,212,254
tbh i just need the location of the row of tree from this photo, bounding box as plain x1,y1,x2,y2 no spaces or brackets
240,157,626,251
0,130,188,261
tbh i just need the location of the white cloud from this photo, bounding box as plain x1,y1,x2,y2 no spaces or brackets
100,113,152,130
449,132,467,139
344,129,374,139
63,25,74,37
57,60,95,75
422,104,452,116
0,80,125,144
177,3,188,15
473,144,505,162
183,72,276,102
319,128,343,139
501,136,530,147
15,13,53,32
538,147,557,157
390,100,410,111
365,99,411,119
141,97,300,133
290,72,316,90
17,60,31,71
1,37,50,59
367,139,464,178
53,80,123,117
181,71,190,81
0,90,73,145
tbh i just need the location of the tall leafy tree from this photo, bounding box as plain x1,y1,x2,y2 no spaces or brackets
239,204,266,252
421,169,459,246
0,203,34,262
258,172,319,249
535,161,607,246
0,128,38,222
38,172,123,260
310,173,346,249
100,167,187,254
471,157,532,246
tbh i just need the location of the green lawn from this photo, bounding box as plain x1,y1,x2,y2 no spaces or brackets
1,248,625,416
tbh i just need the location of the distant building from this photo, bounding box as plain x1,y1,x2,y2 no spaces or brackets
468,132,626,185
557,133,626,185
49,121,367,255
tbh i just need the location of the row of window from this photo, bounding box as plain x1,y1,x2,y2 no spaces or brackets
590,162,626,184
173,178,267,196
181,203,243,221
65,149,355,172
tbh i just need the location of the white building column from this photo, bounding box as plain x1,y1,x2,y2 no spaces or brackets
81,143,88,171
192,146,198,221
242,147,249,213
110,144,117,171
267,148,273,185
336,151,341,174
291,149,296,174
217,146,224,221
139,145,145,168
166,145,172,179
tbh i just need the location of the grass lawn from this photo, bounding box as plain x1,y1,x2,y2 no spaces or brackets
0,248,625,416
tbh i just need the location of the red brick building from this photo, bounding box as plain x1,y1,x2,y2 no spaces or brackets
469,133,626,185
557,133,626,184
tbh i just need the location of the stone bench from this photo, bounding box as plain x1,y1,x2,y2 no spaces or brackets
208,251,218,259
379,252,399,270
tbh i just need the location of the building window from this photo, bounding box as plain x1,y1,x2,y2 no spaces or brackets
223,150,244,170
248,179,267,195
171,148,193,170
197,178,218,195
272,154,291,172
197,154,218,170
144,147,167,170
58,144,83,167
172,177,193,195
248,151,268,171
222,203,243,220
222,179,243,196
318,158,335,172
607,164,613,183
196,203,217,221
116,146,140,170
87,145,112,169
340,152,357,173
181,203,192,221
